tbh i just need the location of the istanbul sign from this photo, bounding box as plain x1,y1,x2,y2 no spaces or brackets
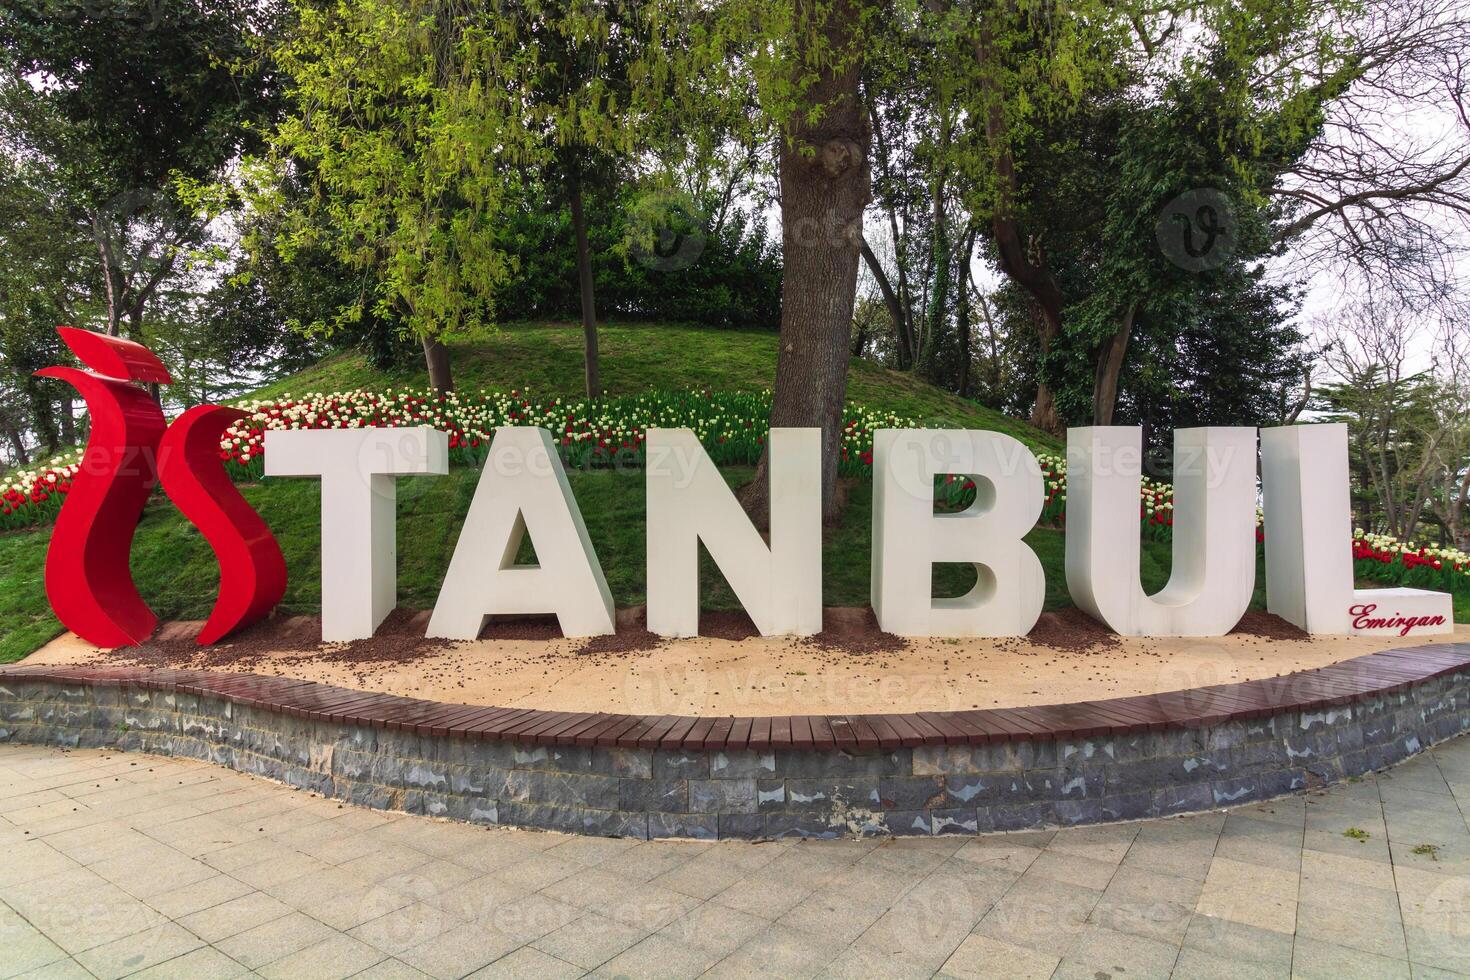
39,328,1452,648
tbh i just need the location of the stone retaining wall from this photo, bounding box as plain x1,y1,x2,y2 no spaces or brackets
1,672,1465,839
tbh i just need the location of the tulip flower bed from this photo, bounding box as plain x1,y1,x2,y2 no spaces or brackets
1353,531,1470,596
1,449,80,531
215,389,908,480
2,385,1467,602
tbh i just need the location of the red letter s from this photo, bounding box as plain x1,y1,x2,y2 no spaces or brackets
38,328,285,647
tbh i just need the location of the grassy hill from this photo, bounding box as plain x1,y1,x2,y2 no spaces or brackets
3,322,1457,664
0,321,1125,663
248,321,1060,452
0,471,1198,664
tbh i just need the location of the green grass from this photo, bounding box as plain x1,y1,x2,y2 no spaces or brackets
2,467,1180,664
246,321,1060,453
0,319,1067,662
11,459,1461,665
8,319,1459,664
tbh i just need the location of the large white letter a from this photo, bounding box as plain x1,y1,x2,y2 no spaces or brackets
427,427,614,639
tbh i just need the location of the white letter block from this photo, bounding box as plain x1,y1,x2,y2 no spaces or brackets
1065,427,1256,636
870,429,1045,637
428,427,614,639
1261,423,1451,635
265,427,448,641
645,427,821,637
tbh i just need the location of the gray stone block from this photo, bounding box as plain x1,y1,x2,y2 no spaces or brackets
991,802,1057,832
512,744,594,772
427,793,499,825
1058,739,1116,765
1211,776,1261,806
709,749,777,778
765,812,843,839
717,812,765,839
498,802,649,839
344,782,397,811
1153,782,1214,816
776,748,907,778
688,778,756,814
1099,792,1152,822
1204,722,1248,751
1055,765,1105,799
878,775,945,810
593,747,653,778
1282,730,1337,762
447,765,507,797
1054,799,1104,826
755,779,786,811
1111,752,1228,791
653,749,710,779
931,807,982,835
619,777,687,813
649,813,718,840
1230,740,1281,770
504,770,619,809
880,810,934,836
782,778,879,809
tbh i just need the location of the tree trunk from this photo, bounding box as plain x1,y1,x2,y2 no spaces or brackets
94,217,123,337
859,238,911,367
59,396,75,445
743,0,871,525
956,273,972,399
919,218,949,380
29,385,59,455
1032,382,1062,434
1028,304,1064,435
422,336,454,393
868,101,916,371
1091,304,1136,425
1454,467,1470,551
568,175,601,400
850,311,870,357
3,423,27,465
969,18,1067,436
918,117,953,382
955,228,978,398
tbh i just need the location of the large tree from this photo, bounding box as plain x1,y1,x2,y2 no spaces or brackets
0,142,95,460
263,0,666,396
758,0,872,523
640,0,876,521
846,1,1470,439
0,0,281,342
1316,296,1469,542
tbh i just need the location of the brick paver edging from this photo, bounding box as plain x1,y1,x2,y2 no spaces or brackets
0,644,1466,838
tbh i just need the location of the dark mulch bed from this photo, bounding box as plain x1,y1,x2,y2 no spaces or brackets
1229,610,1312,641
81,605,1308,677
1023,608,1124,653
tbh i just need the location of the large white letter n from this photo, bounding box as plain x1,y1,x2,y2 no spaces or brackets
428,427,614,639
645,427,821,637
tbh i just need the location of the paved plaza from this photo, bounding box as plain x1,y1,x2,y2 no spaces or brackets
0,739,1467,980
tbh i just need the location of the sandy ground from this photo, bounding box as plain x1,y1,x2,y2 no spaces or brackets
22,616,1470,716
